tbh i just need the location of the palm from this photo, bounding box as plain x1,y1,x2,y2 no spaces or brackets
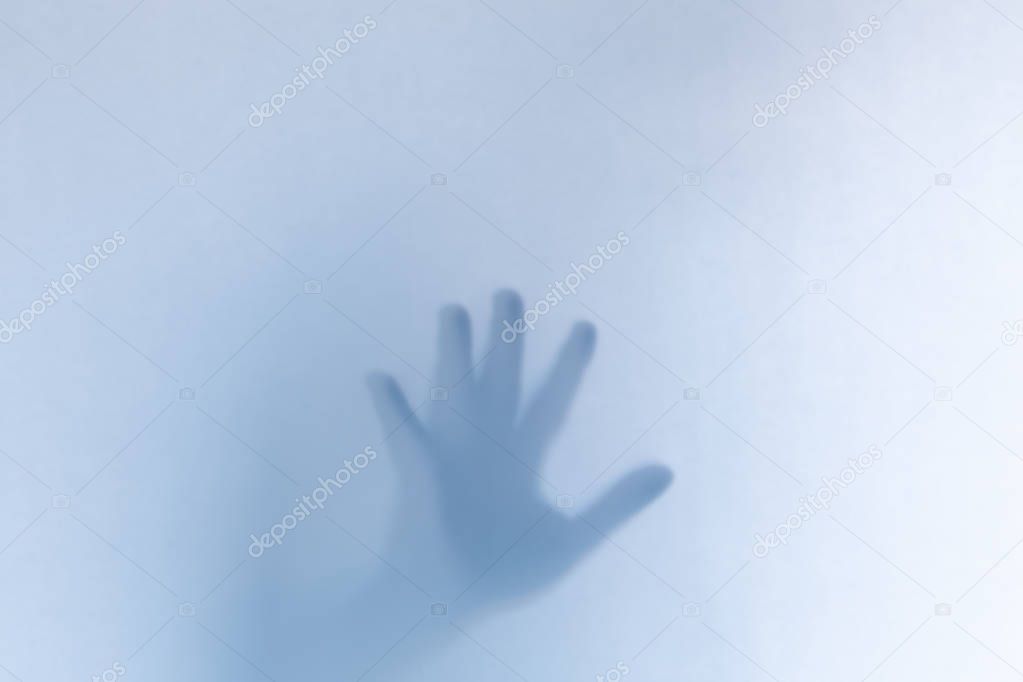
368,291,672,605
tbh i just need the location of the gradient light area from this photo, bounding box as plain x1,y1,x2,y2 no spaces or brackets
1,1,1021,681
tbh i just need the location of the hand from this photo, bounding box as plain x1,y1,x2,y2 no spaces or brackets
367,290,672,607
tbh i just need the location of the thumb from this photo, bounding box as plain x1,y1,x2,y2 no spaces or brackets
366,372,427,447
580,465,673,535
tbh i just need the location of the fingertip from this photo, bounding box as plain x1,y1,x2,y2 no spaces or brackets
366,371,395,394
617,464,673,501
638,464,673,496
570,321,597,353
494,288,519,302
580,464,673,533
493,289,524,316
439,303,470,328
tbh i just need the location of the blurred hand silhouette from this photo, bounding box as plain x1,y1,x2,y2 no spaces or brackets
367,290,672,608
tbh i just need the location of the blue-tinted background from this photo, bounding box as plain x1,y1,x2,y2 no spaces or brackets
3,0,1023,680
